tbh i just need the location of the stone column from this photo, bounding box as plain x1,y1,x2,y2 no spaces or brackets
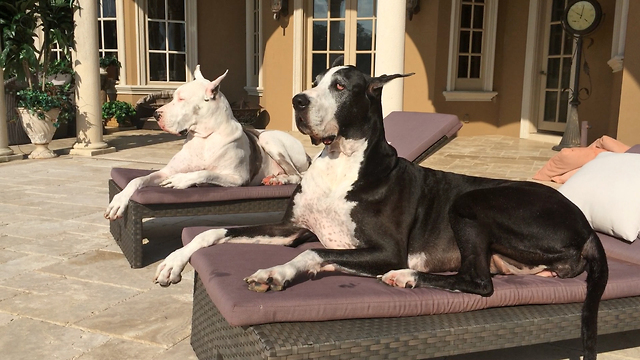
70,0,115,156
374,0,407,118
0,43,24,162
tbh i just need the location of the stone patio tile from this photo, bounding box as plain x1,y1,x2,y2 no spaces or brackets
75,338,164,360
0,312,15,326
76,285,192,346
23,201,103,221
39,250,158,290
0,253,62,281
0,317,109,360
153,337,197,360
0,272,140,324
0,233,112,258
0,248,29,263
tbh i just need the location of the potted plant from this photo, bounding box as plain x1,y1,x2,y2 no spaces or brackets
0,0,78,158
102,100,137,128
99,55,121,80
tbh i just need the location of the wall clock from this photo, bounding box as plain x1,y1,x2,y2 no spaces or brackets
563,0,603,36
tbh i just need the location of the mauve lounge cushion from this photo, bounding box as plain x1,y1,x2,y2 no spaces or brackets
184,227,640,327
110,112,462,205
111,168,297,205
384,111,462,162
627,145,640,154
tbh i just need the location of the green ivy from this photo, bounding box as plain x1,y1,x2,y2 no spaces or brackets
99,56,122,69
102,100,136,125
17,82,75,126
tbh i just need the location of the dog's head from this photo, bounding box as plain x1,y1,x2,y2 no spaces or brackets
154,65,233,137
292,65,412,147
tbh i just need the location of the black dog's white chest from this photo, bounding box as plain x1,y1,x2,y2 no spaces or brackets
291,140,367,249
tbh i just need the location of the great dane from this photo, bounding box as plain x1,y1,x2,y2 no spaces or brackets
155,65,608,360
104,65,311,220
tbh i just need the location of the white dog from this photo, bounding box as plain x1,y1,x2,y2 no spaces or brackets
105,66,311,220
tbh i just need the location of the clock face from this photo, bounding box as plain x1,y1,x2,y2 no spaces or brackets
564,0,602,35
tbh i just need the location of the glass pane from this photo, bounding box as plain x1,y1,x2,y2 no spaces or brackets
461,4,472,28
459,30,470,53
98,26,103,48
148,21,166,50
102,0,116,17
548,24,562,56
563,32,574,55
356,20,373,51
551,0,565,22
312,53,327,80
330,0,345,18
561,57,572,89
167,0,185,20
103,20,117,49
329,20,345,51
470,56,481,78
149,53,167,81
558,91,570,123
543,91,558,121
471,31,482,53
169,53,186,81
168,22,185,52
356,53,371,76
313,21,328,50
473,5,484,29
148,0,165,20
357,0,375,17
314,0,328,18
458,56,469,78
546,57,560,89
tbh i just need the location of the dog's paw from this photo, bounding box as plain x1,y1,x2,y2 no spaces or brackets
243,265,296,292
160,173,196,189
378,269,418,288
154,249,190,286
261,175,282,186
104,194,128,220
262,174,302,186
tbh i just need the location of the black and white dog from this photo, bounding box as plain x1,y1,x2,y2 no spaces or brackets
155,65,608,360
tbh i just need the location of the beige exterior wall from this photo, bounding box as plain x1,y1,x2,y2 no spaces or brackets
259,13,296,130
113,0,640,143
617,0,640,145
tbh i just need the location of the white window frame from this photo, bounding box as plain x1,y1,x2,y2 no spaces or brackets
124,0,197,94
98,0,127,84
443,0,499,102
245,0,264,96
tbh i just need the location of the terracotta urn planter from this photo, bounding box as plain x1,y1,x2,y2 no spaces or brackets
17,107,60,159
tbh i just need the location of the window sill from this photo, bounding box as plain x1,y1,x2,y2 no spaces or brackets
442,91,498,102
116,84,180,95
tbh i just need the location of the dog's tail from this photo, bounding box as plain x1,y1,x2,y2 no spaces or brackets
581,232,609,360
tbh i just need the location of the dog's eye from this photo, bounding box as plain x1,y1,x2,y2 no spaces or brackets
336,83,345,91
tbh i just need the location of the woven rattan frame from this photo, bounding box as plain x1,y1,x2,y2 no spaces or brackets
108,180,290,268
191,273,640,359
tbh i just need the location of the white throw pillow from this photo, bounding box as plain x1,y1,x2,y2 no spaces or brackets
559,152,640,242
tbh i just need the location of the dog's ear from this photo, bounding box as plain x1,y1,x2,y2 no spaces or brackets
331,55,344,67
194,65,208,82
205,70,229,101
366,72,415,97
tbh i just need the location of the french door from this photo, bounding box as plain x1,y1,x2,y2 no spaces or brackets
306,0,377,87
537,0,576,133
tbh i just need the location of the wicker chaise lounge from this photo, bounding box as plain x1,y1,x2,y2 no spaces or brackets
108,112,462,268
183,148,640,359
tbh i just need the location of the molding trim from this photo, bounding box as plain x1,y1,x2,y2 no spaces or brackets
116,85,178,95
609,0,628,73
520,0,541,139
244,86,264,97
292,0,305,130
442,91,498,102
116,0,127,84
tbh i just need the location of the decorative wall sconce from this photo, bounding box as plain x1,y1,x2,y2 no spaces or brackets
407,0,420,20
271,0,288,20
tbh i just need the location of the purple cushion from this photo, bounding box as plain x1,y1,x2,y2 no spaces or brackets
110,168,296,205
626,145,640,154
184,227,640,327
384,112,462,162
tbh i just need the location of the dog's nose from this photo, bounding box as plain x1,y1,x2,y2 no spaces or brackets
153,110,161,120
292,94,310,111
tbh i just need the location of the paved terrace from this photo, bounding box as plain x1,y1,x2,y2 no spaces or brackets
1,129,639,360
